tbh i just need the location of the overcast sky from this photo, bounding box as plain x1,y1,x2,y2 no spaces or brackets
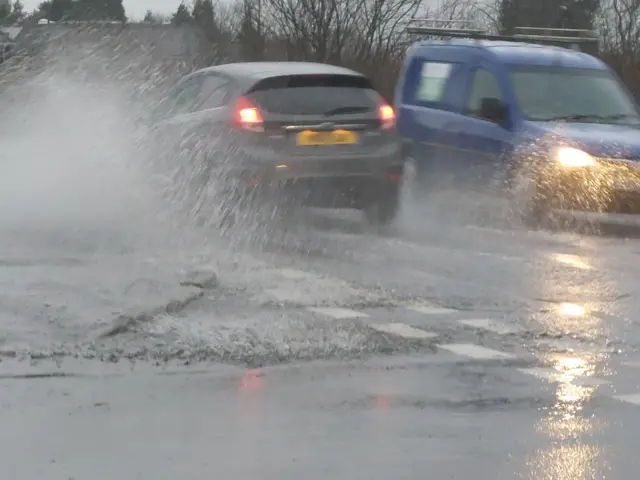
21,0,183,20
20,0,442,21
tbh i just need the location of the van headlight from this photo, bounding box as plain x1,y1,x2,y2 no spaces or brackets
556,147,596,167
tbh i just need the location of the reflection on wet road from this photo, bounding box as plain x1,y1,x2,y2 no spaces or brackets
3,200,640,478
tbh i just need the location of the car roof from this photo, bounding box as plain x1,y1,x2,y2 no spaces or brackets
196,61,366,81
410,40,607,69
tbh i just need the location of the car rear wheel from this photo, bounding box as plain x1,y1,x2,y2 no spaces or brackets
217,184,294,234
363,187,400,226
402,156,426,201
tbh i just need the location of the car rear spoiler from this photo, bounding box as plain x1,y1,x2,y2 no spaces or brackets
405,19,599,55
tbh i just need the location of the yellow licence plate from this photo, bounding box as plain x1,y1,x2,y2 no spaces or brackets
296,129,358,146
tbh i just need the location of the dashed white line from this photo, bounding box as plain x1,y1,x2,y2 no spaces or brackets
564,376,611,387
534,338,584,353
274,268,314,280
613,393,640,405
517,368,556,381
306,307,369,319
620,361,640,368
438,343,517,360
458,318,521,335
517,368,610,386
264,288,302,303
406,303,458,315
369,323,438,339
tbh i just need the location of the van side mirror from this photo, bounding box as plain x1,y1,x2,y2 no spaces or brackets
480,98,508,126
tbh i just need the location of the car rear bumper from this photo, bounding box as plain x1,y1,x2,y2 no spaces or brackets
220,148,404,208
236,157,403,181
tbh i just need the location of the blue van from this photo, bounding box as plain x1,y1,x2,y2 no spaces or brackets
395,25,640,224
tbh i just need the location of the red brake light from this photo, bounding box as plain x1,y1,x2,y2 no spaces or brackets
378,104,395,130
233,96,263,131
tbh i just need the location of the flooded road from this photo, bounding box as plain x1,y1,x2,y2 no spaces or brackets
2,202,640,479
2,67,640,479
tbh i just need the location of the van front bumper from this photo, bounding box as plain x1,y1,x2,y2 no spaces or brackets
535,157,640,214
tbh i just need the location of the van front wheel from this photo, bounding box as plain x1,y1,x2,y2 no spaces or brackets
518,176,552,228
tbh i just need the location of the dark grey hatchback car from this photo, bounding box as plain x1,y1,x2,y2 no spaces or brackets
147,62,404,226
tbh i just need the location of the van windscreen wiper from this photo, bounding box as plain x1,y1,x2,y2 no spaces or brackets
544,113,637,122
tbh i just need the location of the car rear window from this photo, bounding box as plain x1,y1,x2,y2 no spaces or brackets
246,74,382,115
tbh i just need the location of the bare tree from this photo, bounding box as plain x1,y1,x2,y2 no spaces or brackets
142,10,165,23
349,0,422,63
259,0,352,62
596,0,640,95
599,0,640,55
236,1,265,60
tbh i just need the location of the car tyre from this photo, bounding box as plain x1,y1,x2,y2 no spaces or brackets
363,187,400,226
522,197,549,229
403,156,426,201
518,175,552,229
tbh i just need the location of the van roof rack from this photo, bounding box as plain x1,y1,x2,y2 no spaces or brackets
405,18,599,53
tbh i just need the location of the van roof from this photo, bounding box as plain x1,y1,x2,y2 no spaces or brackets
410,40,607,70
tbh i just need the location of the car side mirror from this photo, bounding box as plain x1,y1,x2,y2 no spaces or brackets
480,97,508,126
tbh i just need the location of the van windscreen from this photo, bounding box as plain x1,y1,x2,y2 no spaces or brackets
508,65,640,124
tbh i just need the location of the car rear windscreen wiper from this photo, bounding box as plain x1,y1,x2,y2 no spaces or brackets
323,106,372,116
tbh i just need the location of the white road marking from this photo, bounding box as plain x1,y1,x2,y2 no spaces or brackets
620,361,640,368
517,367,557,380
559,376,611,387
264,287,322,304
306,307,369,319
438,343,517,360
458,318,521,335
369,323,438,339
274,268,314,280
517,368,610,386
264,288,299,303
613,393,640,405
551,253,593,271
534,338,584,353
262,268,384,306
406,303,458,315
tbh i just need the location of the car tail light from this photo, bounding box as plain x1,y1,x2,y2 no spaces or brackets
378,104,395,130
387,165,403,183
232,96,264,131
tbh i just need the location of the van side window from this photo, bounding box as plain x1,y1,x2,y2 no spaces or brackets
465,69,503,117
414,61,455,103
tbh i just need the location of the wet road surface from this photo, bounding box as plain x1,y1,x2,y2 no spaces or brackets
5,354,640,480
3,198,640,479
